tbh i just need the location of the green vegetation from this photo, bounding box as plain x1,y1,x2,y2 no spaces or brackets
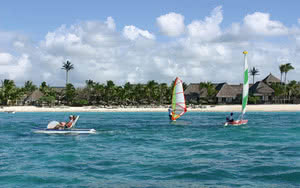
62,60,74,85
199,82,217,103
0,79,22,105
0,60,298,106
250,67,259,84
248,95,260,104
0,78,183,106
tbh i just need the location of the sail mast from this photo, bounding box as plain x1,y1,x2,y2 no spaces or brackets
241,51,249,119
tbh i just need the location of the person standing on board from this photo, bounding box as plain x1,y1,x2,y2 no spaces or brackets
168,107,173,120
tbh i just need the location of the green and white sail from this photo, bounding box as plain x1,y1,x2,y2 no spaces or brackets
241,51,249,118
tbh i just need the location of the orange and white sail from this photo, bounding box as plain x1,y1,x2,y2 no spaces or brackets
171,77,187,120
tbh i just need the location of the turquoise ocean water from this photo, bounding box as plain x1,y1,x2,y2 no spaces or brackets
1,112,300,187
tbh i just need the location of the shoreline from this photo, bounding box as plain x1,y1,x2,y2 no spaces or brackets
0,104,300,112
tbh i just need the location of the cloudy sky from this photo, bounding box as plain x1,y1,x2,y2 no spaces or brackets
0,0,300,86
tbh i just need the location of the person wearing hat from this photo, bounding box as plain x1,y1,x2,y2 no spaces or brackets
54,115,76,129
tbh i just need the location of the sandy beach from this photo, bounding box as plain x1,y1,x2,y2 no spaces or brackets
0,104,300,112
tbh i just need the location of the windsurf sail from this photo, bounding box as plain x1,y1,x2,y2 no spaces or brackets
241,51,249,119
171,77,187,121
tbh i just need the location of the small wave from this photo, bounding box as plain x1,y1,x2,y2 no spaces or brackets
170,169,235,181
178,138,198,142
253,171,300,184
98,130,127,135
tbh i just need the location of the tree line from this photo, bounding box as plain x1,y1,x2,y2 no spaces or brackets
0,79,188,106
0,61,298,106
0,60,188,106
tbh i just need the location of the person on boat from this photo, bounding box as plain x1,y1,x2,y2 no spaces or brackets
168,107,173,120
226,112,234,122
54,115,76,129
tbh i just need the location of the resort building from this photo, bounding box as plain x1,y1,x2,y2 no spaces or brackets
185,73,281,104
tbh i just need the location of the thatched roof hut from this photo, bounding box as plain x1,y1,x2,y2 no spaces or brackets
214,83,226,91
249,81,274,96
24,90,44,104
216,84,242,98
262,73,281,85
184,83,208,103
184,83,208,98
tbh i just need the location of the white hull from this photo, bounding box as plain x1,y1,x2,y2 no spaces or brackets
224,119,248,126
5,111,15,114
34,128,96,134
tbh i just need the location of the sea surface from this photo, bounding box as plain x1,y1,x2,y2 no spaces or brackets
1,112,300,187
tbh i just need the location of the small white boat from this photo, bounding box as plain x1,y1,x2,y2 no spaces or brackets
34,128,96,134
34,115,96,134
5,111,15,114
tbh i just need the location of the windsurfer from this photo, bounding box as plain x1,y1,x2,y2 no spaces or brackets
54,115,76,129
168,107,173,120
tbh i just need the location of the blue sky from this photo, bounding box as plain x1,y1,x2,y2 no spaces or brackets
0,0,300,86
1,0,299,41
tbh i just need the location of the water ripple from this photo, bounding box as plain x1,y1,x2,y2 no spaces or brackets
1,112,300,187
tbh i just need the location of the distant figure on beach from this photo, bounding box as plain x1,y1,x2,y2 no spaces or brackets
54,115,76,129
168,107,173,120
226,112,234,122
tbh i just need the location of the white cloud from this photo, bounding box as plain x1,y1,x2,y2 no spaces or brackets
105,16,116,31
13,41,25,48
0,54,31,81
0,53,13,65
156,12,185,37
243,12,288,36
0,8,300,86
222,12,289,42
123,25,155,40
187,6,223,41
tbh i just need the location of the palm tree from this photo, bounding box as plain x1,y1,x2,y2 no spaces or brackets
94,83,105,104
282,63,294,103
158,83,168,105
250,67,259,84
283,63,294,85
65,83,76,105
39,81,49,94
62,60,74,85
146,80,159,104
23,80,37,93
199,82,217,103
287,80,299,100
279,64,285,84
1,79,18,105
105,80,116,103
124,82,133,104
133,84,145,105
85,80,95,89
